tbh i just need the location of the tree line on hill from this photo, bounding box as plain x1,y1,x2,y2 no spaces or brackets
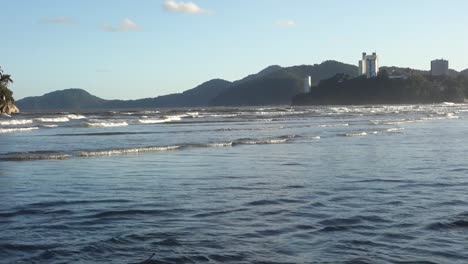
293,70,468,105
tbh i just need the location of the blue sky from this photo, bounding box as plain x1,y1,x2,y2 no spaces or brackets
2,0,468,100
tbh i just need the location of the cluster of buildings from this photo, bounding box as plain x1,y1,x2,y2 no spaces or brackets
357,52,449,78
302,52,451,93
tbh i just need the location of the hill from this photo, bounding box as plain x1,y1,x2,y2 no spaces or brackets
103,79,232,109
16,61,381,110
231,65,283,85
16,89,106,110
293,73,468,105
17,79,232,110
210,61,358,106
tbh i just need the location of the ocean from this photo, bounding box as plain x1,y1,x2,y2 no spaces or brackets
1,104,468,263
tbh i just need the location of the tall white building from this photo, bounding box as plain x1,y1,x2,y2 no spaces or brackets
359,52,379,78
304,76,312,93
431,59,449,76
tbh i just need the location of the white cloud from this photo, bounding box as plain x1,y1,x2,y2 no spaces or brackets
41,17,76,24
276,19,296,28
101,18,140,32
163,0,205,14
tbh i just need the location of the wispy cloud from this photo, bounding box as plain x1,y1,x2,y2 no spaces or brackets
40,17,76,25
101,18,140,32
163,0,206,14
275,19,296,28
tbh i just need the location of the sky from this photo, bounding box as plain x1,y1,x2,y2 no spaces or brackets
2,0,468,100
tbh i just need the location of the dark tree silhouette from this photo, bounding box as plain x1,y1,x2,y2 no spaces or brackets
0,67,14,101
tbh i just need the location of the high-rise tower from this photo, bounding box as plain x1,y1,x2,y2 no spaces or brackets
359,52,379,78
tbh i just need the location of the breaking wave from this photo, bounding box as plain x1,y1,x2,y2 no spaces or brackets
41,124,59,128
0,119,33,126
139,115,185,124
205,142,234,147
0,150,71,161
66,114,87,120
318,123,349,128
34,117,70,123
78,146,181,157
386,128,405,132
0,127,39,134
340,132,368,137
85,121,128,127
0,135,314,161
233,137,290,145
207,114,239,118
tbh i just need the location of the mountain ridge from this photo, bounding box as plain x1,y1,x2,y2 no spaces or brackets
211,61,359,106
16,62,468,110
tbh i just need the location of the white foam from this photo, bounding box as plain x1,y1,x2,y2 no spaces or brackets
420,113,460,121
318,123,349,128
186,112,200,117
381,119,421,125
0,119,33,126
254,111,307,116
78,145,180,157
86,121,128,127
139,115,183,124
300,135,321,140
267,138,289,144
141,110,160,114
238,138,289,145
208,114,239,118
34,117,70,123
330,107,351,113
206,142,233,147
66,114,86,120
0,127,39,133
446,113,459,119
344,132,368,137
42,124,59,128
387,128,405,132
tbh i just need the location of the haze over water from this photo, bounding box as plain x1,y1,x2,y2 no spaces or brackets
1,104,468,263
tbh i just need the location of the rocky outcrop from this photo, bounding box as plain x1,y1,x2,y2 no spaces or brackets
0,100,20,114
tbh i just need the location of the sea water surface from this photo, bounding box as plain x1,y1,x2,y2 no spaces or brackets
1,104,468,263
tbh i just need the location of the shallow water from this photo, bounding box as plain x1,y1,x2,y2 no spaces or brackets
1,104,468,263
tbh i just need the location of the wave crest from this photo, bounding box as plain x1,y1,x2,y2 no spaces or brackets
78,146,180,157
0,119,33,126
139,115,185,124
66,114,87,120
85,122,128,127
34,117,70,123
0,127,39,134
